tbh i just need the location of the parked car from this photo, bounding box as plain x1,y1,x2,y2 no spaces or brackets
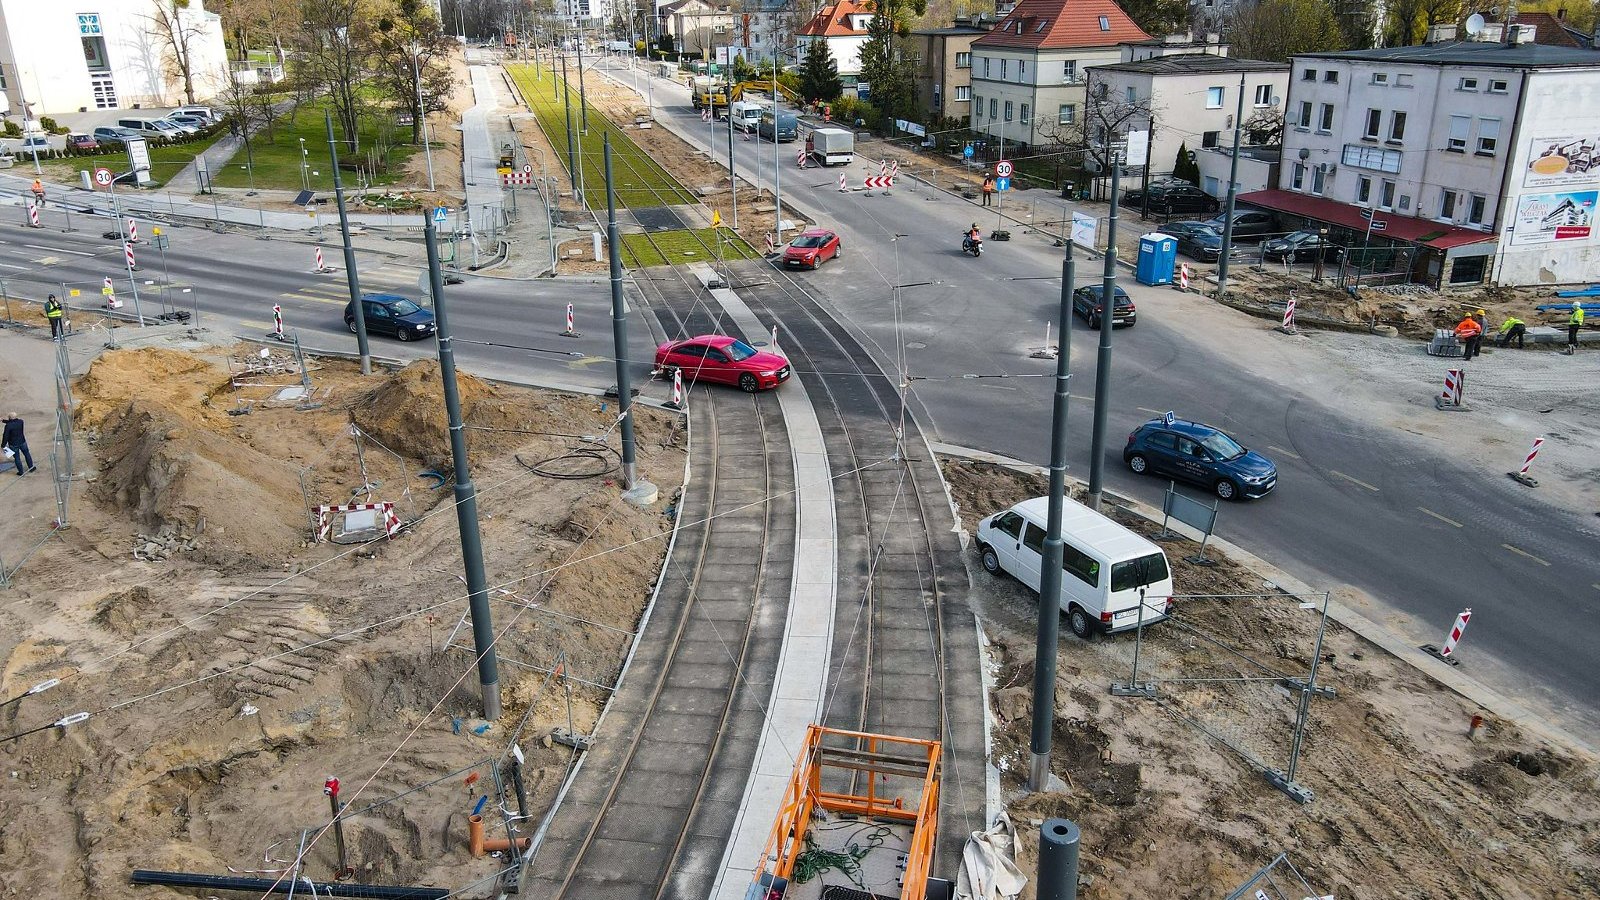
1160,220,1242,263
782,229,841,268
167,115,210,131
1262,230,1344,263
1072,284,1136,329
117,117,182,141
1206,209,1278,242
976,496,1174,639
66,134,99,151
175,106,216,122
92,126,140,146
1122,183,1219,215
344,294,436,341
157,117,200,135
653,335,791,392
1123,416,1278,500
14,135,51,155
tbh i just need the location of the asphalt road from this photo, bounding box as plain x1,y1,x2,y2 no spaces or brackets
595,58,1600,744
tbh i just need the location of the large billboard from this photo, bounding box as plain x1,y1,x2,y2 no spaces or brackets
1510,190,1597,245
1524,135,1600,188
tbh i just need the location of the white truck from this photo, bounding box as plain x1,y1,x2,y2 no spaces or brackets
807,127,855,166
729,100,765,133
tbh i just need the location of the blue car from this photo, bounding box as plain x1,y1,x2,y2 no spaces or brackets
345,294,435,342
1123,417,1277,500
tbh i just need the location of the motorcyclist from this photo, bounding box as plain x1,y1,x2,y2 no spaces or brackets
963,223,982,253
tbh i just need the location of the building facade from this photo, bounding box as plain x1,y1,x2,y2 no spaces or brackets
969,0,1150,149
1249,38,1600,288
0,1,229,117
909,18,992,124
795,0,874,96
660,0,738,58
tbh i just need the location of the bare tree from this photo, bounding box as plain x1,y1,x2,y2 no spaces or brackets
1243,106,1284,146
296,0,374,152
148,0,208,104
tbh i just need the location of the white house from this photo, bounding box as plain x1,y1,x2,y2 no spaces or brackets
659,0,738,58
969,0,1151,149
0,1,229,116
1251,35,1600,288
795,0,874,96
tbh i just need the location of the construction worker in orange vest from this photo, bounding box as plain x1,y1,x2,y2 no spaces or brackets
1455,309,1485,360
30,179,44,205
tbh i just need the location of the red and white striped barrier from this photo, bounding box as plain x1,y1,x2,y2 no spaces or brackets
879,161,888,176
126,218,138,243
764,233,776,252
1441,369,1463,406
314,245,328,272
796,149,806,167
500,171,535,186
889,160,900,178
1439,608,1472,657
1510,435,1545,485
561,302,579,337
1178,263,1190,291
863,175,894,189
1281,292,1298,332
315,502,402,542
701,109,712,123
838,174,847,192
670,369,683,408
27,200,39,227
103,277,121,309
124,241,137,270
272,304,284,340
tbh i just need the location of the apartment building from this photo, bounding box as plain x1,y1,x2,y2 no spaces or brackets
969,0,1150,149
910,17,993,123
1249,37,1600,287
795,0,875,96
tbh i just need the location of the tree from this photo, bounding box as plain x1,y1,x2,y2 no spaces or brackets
1118,0,1192,37
1053,73,1156,178
1226,0,1344,63
148,0,207,104
856,0,925,127
798,38,842,102
1382,0,1460,46
295,0,375,152
1173,142,1200,184
373,0,455,145
1243,107,1284,146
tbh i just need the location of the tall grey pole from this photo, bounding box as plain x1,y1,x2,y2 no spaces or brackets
425,220,501,721
1038,819,1081,900
327,112,371,376
1214,71,1247,297
413,42,436,192
1028,244,1075,793
773,45,784,243
604,136,641,489
560,55,578,193
727,93,738,228
576,25,589,132
1086,159,1121,511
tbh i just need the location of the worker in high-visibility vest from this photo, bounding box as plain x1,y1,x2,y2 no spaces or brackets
1568,303,1586,355
1496,316,1526,349
43,293,64,339
1454,310,1484,360
30,179,44,204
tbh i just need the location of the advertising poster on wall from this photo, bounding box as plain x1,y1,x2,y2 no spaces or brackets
1510,190,1597,245
1524,135,1600,188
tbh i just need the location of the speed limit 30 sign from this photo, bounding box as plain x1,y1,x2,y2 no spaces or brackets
93,167,114,189
995,160,1013,178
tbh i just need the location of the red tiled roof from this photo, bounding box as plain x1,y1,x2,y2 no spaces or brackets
973,0,1149,50
1495,12,1584,48
797,0,875,37
1240,190,1498,250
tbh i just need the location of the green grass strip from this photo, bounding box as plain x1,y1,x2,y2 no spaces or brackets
619,227,760,269
507,64,698,211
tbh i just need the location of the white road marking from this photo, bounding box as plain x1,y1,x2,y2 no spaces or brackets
1267,445,1301,460
1329,470,1379,492
0,262,27,269
1417,507,1463,528
1502,544,1550,567
24,244,93,256
1136,406,1162,414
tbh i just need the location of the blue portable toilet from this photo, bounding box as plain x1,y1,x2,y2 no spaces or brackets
1136,232,1177,286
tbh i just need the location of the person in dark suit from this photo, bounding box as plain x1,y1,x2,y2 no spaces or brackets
2,413,35,476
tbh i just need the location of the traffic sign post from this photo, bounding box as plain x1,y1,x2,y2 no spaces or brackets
995,176,1011,192
92,167,113,190
995,160,1014,178
433,206,450,225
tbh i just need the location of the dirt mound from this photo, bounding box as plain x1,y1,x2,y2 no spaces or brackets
92,400,305,565
75,348,231,429
352,360,493,469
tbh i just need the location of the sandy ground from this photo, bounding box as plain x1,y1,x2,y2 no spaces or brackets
941,458,1600,899
0,337,685,897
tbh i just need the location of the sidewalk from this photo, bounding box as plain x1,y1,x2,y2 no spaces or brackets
462,50,562,275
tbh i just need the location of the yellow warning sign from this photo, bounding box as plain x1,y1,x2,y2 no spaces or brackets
102,286,113,296
711,210,722,227
69,289,81,297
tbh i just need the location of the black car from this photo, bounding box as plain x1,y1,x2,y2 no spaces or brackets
1262,230,1344,263
1123,417,1278,500
1160,220,1243,263
1072,284,1136,329
1123,184,1219,215
344,294,436,341
1206,209,1278,242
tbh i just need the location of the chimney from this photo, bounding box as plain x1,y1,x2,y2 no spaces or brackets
1510,23,1537,44
1426,23,1458,43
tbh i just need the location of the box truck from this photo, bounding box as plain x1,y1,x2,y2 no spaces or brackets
807,127,855,165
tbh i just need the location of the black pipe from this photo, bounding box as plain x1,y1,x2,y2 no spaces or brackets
130,870,449,899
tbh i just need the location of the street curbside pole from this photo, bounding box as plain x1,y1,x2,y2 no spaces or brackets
1038,819,1081,900
560,54,578,194
1086,155,1121,511
604,136,641,491
425,219,501,721
1029,242,1074,793
1215,71,1247,297
327,111,371,375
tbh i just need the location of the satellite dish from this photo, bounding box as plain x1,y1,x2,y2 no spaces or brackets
1466,13,1486,36
1271,94,1281,107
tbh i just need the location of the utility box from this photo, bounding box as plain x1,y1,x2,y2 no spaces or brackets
1136,232,1177,286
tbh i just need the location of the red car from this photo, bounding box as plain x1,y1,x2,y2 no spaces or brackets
654,335,792,392
782,228,841,269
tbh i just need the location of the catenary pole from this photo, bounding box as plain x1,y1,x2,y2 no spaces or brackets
1215,71,1247,297
425,220,501,720
326,112,371,375
1086,155,1120,511
560,54,578,194
604,136,640,489
1028,241,1074,792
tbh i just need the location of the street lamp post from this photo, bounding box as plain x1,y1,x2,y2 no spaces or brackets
413,41,436,192
298,138,311,191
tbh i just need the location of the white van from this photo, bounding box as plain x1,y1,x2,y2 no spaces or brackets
976,496,1173,639
729,100,765,133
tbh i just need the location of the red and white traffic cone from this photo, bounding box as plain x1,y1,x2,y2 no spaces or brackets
126,218,138,243
314,245,330,273
1509,435,1544,486
560,302,580,338
668,369,684,409
1178,263,1190,291
124,241,137,271
1279,292,1298,334
838,174,847,193
103,277,122,309
272,304,284,341
1425,608,1472,665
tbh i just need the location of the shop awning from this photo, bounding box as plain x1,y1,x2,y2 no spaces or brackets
1238,189,1499,251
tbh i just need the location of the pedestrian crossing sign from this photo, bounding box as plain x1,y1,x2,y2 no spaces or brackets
433,206,449,224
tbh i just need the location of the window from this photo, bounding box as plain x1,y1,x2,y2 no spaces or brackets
1448,115,1470,151
1302,68,1317,81
1477,118,1500,155
989,98,997,119
1019,60,1027,82
1020,103,1030,124
1202,130,1220,148
1387,111,1405,143
954,86,970,101
1034,18,1049,33
1063,60,1077,82
1061,542,1100,587
1058,103,1075,123
983,57,990,78
992,511,1023,540
1110,552,1168,593
1371,72,1389,85
1458,77,1479,91
1254,84,1271,106
1319,103,1334,132
1298,101,1313,128
955,51,971,69
1469,193,1487,224
1004,100,1013,121
1022,522,1044,554
1342,144,1402,173
1488,79,1508,93
1099,15,1110,30
1364,108,1381,140
1312,165,1327,195
1440,189,1457,220
1395,73,1412,87
1000,58,1008,79
1292,163,1305,190
1126,86,1137,103
1324,70,1339,83
1206,86,1224,108
1380,179,1396,209
1357,176,1372,204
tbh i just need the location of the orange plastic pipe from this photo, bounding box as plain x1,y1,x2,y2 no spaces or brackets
467,815,530,858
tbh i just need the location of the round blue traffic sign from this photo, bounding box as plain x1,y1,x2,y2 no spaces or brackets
963,145,975,159
995,176,1011,192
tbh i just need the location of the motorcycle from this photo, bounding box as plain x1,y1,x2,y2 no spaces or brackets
962,232,984,257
